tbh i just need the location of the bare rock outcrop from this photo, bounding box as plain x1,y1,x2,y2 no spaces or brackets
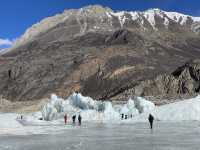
118,59,200,101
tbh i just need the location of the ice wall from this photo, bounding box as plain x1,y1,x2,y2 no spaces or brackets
41,93,155,121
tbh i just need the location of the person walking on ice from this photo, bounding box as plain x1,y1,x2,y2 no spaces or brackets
148,114,154,129
64,114,67,125
78,114,82,126
72,115,76,124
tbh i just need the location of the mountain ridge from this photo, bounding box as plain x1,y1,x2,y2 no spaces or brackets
11,5,200,50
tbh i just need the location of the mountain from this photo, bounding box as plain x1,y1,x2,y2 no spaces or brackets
11,6,200,47
1,5,200,101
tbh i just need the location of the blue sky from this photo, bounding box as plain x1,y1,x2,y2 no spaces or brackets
0,0,200,49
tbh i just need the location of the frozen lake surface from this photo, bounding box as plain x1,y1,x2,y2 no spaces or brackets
0,121,200,150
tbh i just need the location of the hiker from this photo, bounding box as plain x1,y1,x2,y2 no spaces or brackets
21,115,23,120
8,69,11,79
125,115,128,120
72,115,76,124
64,114,67,125
78,114,82,125
121,114,124,119
148,114,154,129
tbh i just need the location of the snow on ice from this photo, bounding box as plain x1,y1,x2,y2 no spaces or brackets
155,95,200,121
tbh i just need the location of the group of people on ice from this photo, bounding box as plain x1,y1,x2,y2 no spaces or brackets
120,113,134,120
63,113,154,129
121,113,154,129
67,113,154,129
64,114,82,125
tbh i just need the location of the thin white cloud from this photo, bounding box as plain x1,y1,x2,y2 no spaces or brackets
0,38,13,46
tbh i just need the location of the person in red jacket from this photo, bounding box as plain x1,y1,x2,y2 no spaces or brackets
64,114,67,125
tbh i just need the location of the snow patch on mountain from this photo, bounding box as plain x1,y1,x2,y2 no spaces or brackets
143,9,157,27
166,11,190,25
111,11,123,27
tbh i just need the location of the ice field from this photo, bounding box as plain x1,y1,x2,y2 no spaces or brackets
0,122,200,150
1,93,200,149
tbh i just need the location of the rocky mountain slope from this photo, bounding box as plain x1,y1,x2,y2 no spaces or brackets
118,59,200,101
1,5,200,101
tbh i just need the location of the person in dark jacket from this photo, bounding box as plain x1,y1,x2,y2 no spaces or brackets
148,114,154,129
8,69,11,79
78,114,82,125
72,115,76,124
121,114,124,120
64,114,67,125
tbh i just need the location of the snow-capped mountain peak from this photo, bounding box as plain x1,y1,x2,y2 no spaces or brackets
111,8,200,28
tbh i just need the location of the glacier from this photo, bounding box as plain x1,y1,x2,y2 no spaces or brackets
1,93,200,135
36,93,200,123
41,93,155,122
